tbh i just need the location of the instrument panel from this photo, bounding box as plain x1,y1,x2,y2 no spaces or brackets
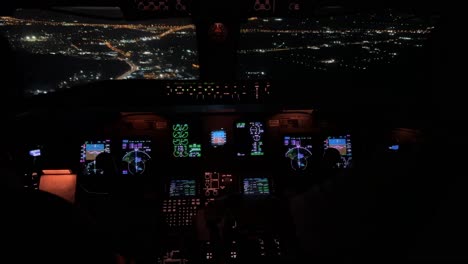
74,121,353,178
25,112,354,186
21,111,355,234
17,109,424,264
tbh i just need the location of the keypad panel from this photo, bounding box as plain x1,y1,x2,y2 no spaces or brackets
162,198,200,227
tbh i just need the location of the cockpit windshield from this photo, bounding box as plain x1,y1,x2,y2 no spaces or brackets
0,7,437,96
238,12,436,79
0,8,199,95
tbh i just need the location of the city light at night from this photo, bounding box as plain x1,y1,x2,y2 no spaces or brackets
238,13,434,79
0,9,436,95
0,10,199,95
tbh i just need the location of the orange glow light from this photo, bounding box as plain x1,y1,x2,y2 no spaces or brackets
39,174,77,203
42,169,73,175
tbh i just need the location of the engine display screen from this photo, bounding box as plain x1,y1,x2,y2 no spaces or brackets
121,139,152,175
80,140,111,175
169,179,197,197
243,178,270,195
235,121,265,157
284,136,313,171
172,123,202,158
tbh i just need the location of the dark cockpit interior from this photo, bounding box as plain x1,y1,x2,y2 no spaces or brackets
3,0,458,263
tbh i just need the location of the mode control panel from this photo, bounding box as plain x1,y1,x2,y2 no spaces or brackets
162,198,201,227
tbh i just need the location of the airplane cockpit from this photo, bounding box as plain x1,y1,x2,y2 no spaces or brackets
3,0,450,263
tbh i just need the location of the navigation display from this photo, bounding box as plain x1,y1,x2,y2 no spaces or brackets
80,140,111,175
284,136,313,171
211,129,227,147
324,135,353,168
121,139,152,175
243,178,270,195
169,179,197,197
172,123,202,158
235,121,265,156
